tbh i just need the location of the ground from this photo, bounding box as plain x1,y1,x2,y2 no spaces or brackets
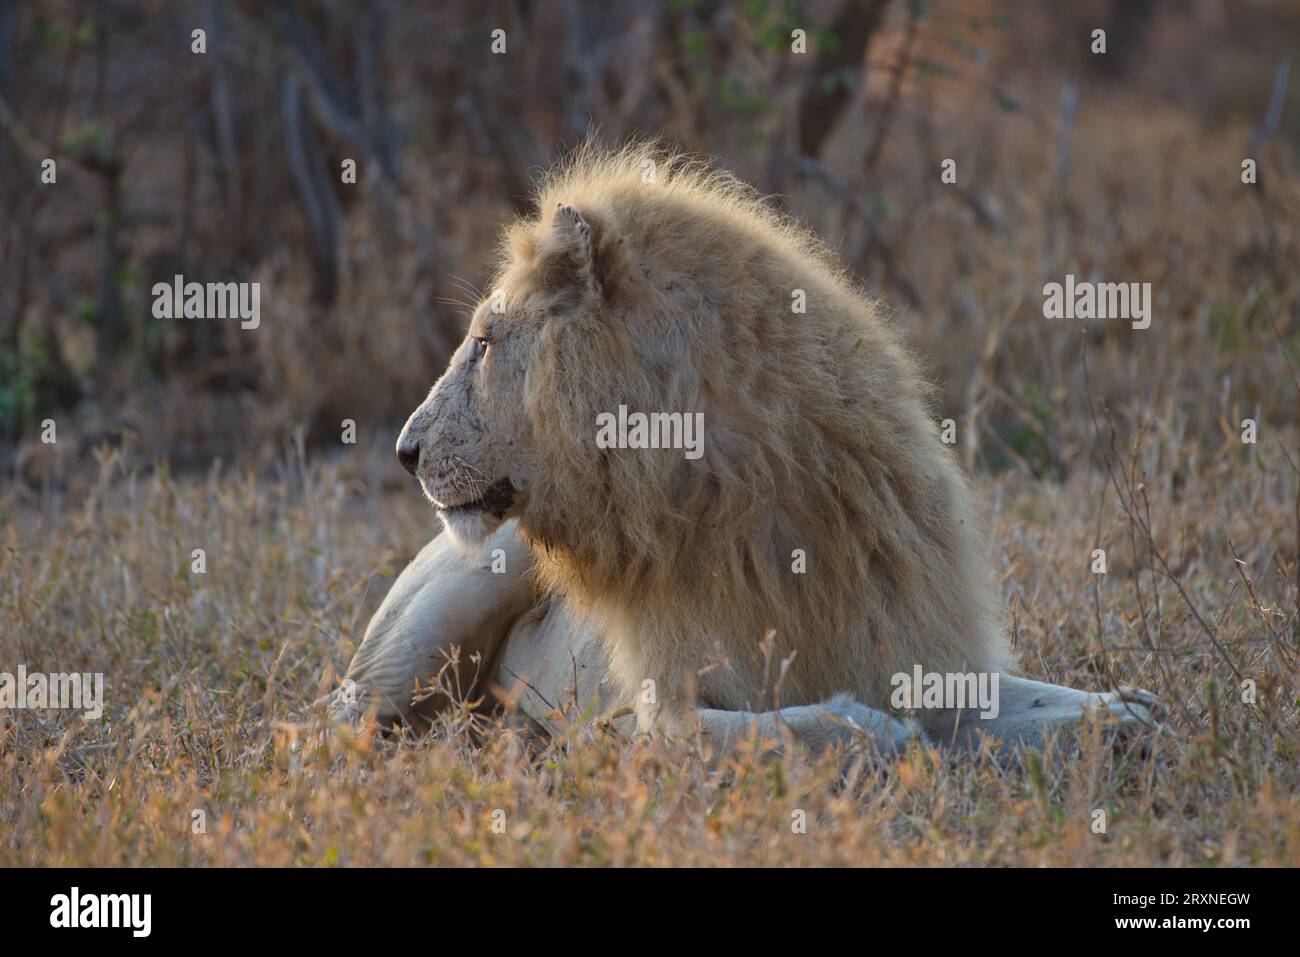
2,435,1294,866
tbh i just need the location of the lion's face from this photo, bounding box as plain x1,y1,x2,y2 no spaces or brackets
397,293,546,549
398,201,637,551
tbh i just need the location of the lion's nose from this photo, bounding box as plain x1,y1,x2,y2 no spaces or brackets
396,439,421,477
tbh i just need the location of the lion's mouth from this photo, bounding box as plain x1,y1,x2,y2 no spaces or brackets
434,477,517,518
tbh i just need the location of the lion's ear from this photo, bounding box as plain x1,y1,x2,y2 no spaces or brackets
545,202,626,305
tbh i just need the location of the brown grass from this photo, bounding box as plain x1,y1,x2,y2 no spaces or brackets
1,422,1295,865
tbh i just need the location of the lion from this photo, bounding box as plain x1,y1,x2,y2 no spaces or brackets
325,142,1161,753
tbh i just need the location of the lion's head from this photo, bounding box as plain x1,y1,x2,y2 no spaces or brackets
397,142,1008,708
396,191,636,551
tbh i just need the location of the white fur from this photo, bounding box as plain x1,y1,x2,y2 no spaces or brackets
325,524,1161,756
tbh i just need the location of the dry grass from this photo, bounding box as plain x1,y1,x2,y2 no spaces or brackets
1,3,1297,868
1,424,1295,866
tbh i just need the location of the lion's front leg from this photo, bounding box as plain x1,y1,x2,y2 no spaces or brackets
322,519,538,726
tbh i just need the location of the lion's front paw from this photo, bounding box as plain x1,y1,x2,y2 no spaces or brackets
316,679,379,725
1096,685,1165,733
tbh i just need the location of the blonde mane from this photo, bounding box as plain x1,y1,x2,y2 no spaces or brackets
492,140,1009,713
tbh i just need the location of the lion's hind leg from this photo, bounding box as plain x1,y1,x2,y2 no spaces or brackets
689,694,925,756
922,674,1164,754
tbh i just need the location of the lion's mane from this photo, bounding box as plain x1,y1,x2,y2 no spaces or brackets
496,142,1009,714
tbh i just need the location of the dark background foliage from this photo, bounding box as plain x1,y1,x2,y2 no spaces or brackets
1,0,1297,481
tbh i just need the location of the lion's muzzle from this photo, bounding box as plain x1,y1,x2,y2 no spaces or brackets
435,476,517,518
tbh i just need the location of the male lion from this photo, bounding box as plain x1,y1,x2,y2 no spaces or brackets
326,143,1160,753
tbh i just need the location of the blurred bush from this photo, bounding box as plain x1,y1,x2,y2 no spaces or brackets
1,0,1296,479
